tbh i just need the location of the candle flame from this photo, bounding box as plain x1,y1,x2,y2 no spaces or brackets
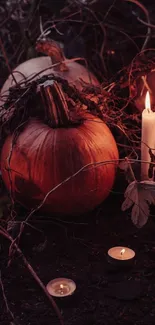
145,91,151,112
60,284,64,289
120,248,125,255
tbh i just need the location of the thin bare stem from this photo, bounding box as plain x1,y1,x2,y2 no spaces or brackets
137,17,155,29
0,38,18,86
0,271,18,324
0,228,64,325
125,156,136,181
125,0,151,50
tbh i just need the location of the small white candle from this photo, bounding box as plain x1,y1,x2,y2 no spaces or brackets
46,278,76,297
141,91,155,180
108,246,135,264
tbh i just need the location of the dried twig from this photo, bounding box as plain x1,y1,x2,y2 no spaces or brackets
125,0,151,50
0,271,19,324
0,227,64,325
0,37,18,86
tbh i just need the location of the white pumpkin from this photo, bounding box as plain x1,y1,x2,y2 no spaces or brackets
0,40,99,106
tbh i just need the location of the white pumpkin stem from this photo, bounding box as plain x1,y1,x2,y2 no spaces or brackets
35,39,68,72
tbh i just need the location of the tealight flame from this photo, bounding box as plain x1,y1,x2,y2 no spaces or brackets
120,248,125,255
60,284,64,289
145,91,151,112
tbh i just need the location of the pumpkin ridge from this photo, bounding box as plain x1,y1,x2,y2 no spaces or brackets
78,121,116,197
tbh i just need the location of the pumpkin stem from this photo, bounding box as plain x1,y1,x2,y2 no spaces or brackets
35,39,68,72
40,81,74,128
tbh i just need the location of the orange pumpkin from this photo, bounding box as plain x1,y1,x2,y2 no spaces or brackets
0,82,118,216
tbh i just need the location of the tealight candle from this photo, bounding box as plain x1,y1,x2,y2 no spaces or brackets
107,246,135,267
46,278,76,298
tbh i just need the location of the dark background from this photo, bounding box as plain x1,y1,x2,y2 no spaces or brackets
1,1,155,325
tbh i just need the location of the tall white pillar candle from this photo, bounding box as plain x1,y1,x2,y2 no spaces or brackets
141,91,155,180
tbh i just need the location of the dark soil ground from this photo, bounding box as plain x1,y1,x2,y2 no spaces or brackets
1,1,155,325
1,177,155,325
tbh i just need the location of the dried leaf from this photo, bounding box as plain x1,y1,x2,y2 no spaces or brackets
121,181,137,211
119,159,129,171
122,180,155,228
119,159,135,183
